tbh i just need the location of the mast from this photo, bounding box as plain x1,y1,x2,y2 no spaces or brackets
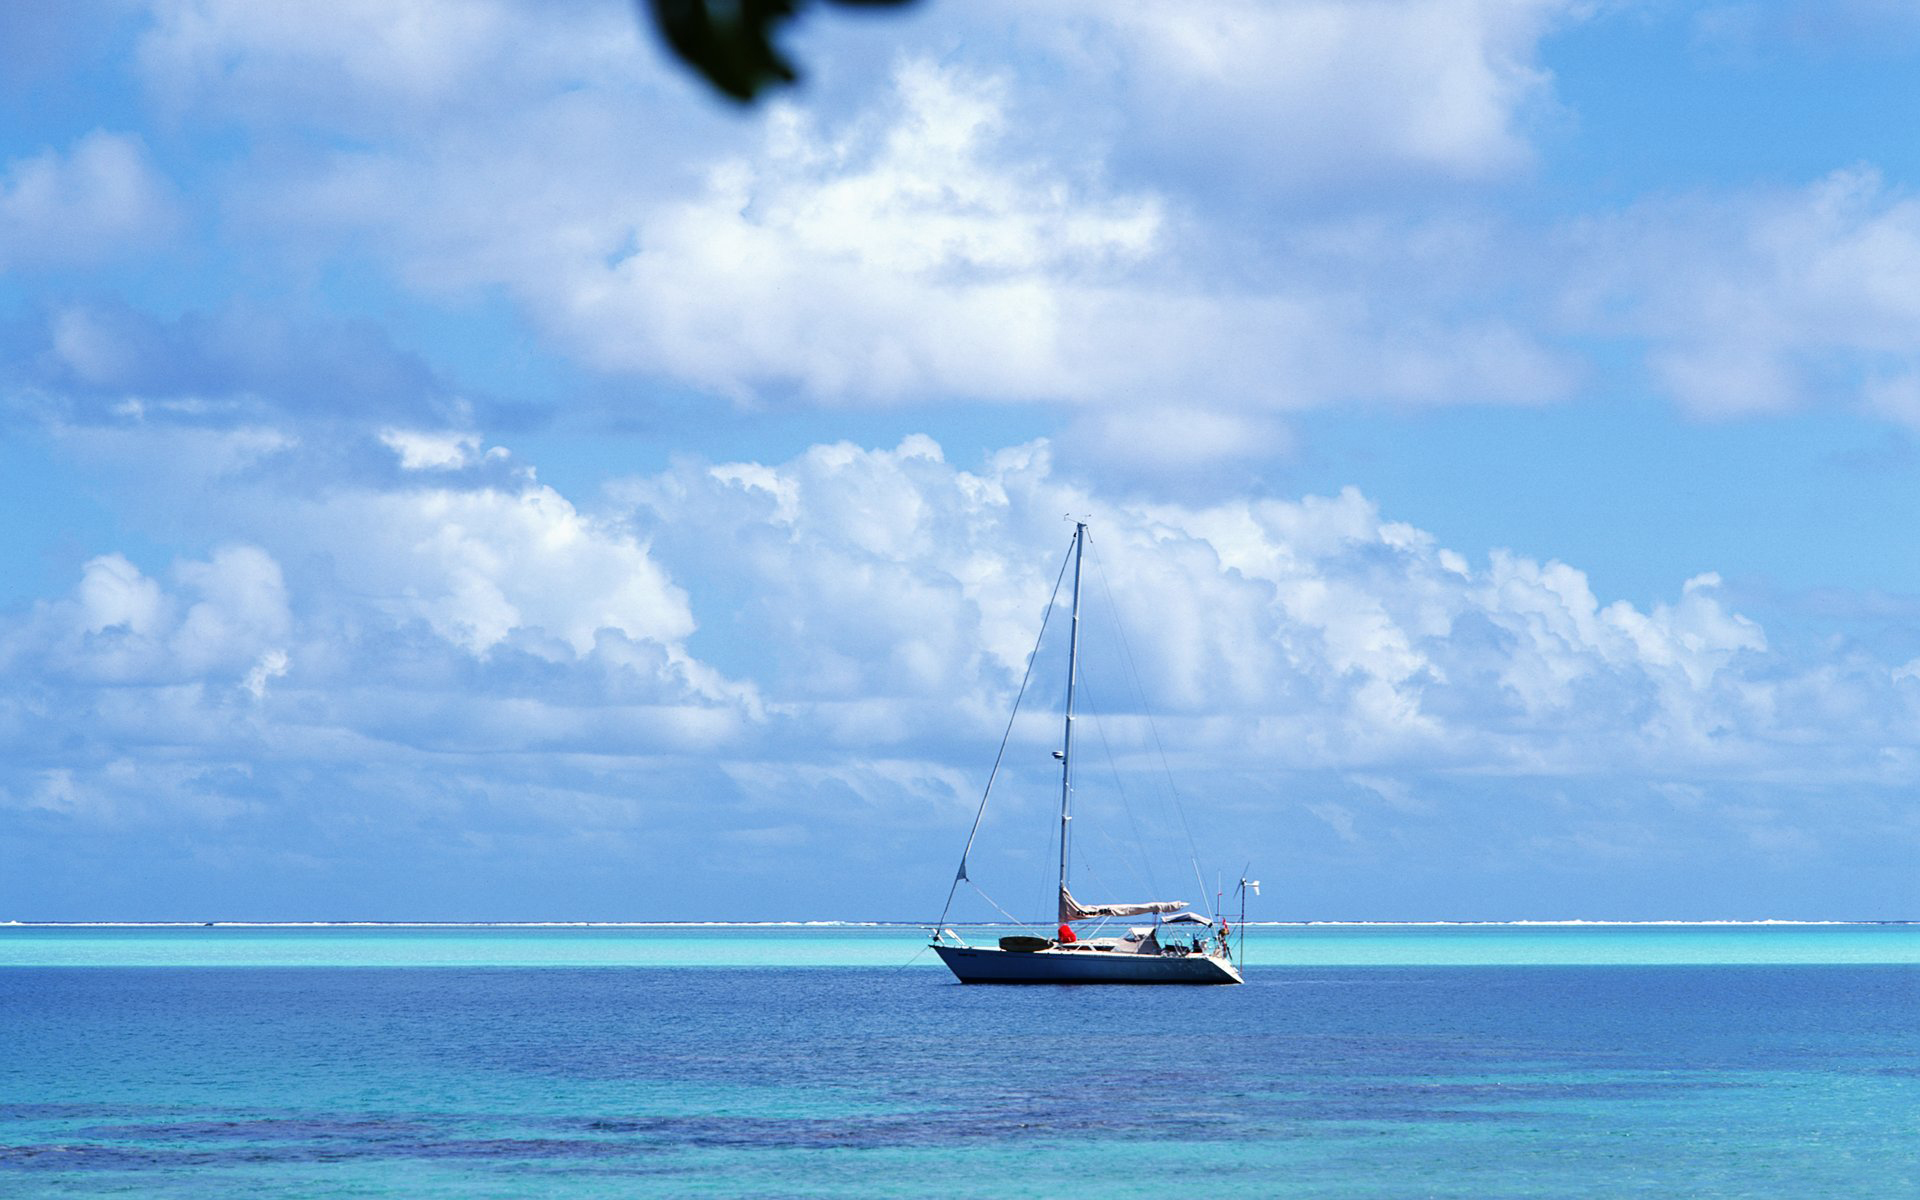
1058,521,1086,904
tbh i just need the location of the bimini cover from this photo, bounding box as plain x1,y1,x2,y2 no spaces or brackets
1162,911,1214,926
1059,886,1187,923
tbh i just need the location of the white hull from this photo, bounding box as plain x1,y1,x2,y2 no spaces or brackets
934,943,1242,985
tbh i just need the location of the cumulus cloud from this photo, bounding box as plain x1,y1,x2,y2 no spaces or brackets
298,481,697,659
0,130,178,269
5,545,289,691
15,428,1872,795
565,62,1165,402
0,457,756,778
5,431,1917,914
611,435,1914,787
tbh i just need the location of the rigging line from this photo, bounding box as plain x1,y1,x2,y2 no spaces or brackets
967,880,1034,928
1080,692,1162,902
1061,547,1162,907
1086,533,1214,915
1068,854,1153,939
1070,855,1122,936
1082,538,1175,900
1080,643,1162,901
934,538,1077,933
1077,533,1162,898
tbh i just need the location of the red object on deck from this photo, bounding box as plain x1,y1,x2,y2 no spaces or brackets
1056,923,1077,943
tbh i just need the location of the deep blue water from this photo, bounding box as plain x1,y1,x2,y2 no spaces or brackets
4,961,1916,1197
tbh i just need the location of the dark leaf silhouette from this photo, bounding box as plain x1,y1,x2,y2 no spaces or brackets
643,0,922,104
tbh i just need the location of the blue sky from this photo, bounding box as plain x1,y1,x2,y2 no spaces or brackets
3,0,1918,921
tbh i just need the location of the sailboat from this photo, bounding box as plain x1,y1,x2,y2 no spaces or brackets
930,521,1245,985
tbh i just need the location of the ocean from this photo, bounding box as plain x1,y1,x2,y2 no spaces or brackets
3,924,1916,1197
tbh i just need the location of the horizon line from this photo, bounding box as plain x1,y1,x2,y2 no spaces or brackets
4,919,1914,929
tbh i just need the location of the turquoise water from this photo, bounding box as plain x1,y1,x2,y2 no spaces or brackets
2,921,1915,968
3,925,1916,1197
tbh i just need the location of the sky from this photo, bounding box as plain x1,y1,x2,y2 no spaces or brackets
3,0,1918,921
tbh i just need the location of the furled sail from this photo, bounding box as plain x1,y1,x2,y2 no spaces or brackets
1059,886,1187,923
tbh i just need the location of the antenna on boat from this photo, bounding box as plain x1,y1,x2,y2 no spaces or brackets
1236,866,1257,967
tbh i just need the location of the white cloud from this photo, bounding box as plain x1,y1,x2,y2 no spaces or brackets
47,427,700,673
74,552,167,637
242,648,290,699
0,460,757,772
1570,167,1920,422
9,1,1916,915
170,545,293,675
1080,0,1575,186
5,432,1917,912
12,545,289,688
563,62,1165,403
451,61,1564,418
101,0,1920,450
139,0,1920,451
0,130,177,269
618,435,1051,731
299,482,696,659
136,4,1572,448
616,436,1902,782
380,428,496,471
